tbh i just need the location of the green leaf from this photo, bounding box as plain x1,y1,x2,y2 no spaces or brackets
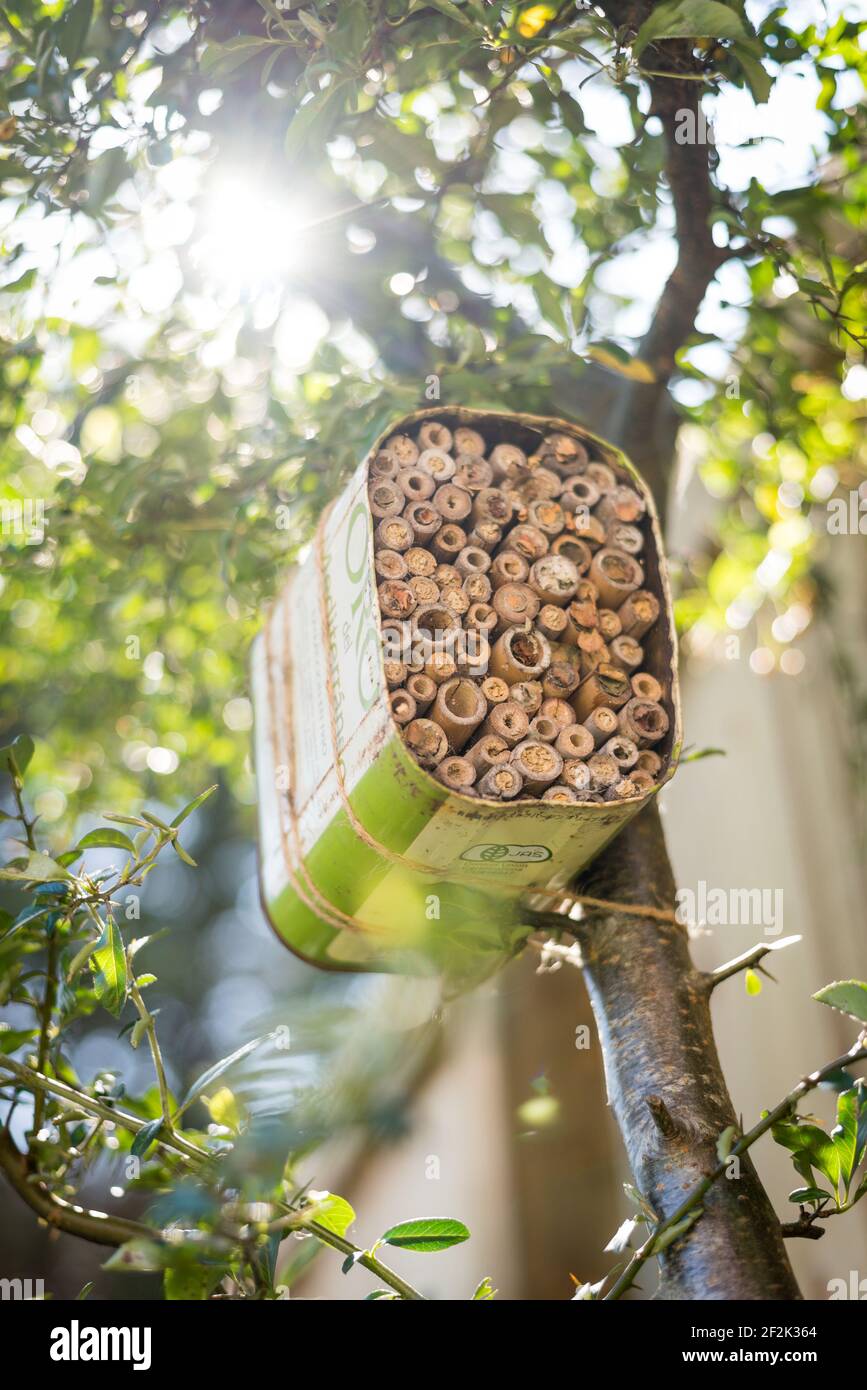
472,1275,496,1299
379,1218,470,1253
787,1186,832,1205
651,1207,702,1253
306,1192,356,1239
426,0,481,32
174,1034,270,1119
633,1,749,58
832,1084,867,1193
285,81,348,162
103,1238,165,1273
170,784,217,829
813,980,867,1024
682,746,726,763
201,37,277,78
716,1124,737,1161
75,828,135,854
92,915,127,1017
732,42,772,104
164,1264,225,1300
56,0,94,63
0,734,34,776
0,1026,37,1054
774,1120,841,1194
131,1117,163,1159
0,851,71,883
171,838,197,868
744,967,762,996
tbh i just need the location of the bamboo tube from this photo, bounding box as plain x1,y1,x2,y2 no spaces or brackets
477,764,524,800
380,619,409,665
629,769,656,793
480,700,529,748
404,545,437,577
595,485,646,525
617,589,660,639
630,671,663,703
369,480,405,519
537,603,569,642
587,547,644,610
636,749,663,775
519,467,562,501
375,549,409,581
555,723,595,760
440,584,470,619
397,467,436,502
431,522,467,563
609,634,644,674
453,425,486,456
467,520,502,552
541,659,581,700
576,629,610,678
384,433,420,466
465,732,510,775
617,697,669,747
383,660,407,690
378,579,416,620
455,630,490,678
418,420,453,452
586,461,617,492
540,432,589,473
549,534,592,575
601,734,640,771
604,777,639,802
542,785,578,804
597,608,622,641
570,511,607,550
527,498,566,539
370,451,399,480
529,715,559,743
390,690,418,726
466,602,498,638
455,545,492,579
572,663,631,721
407,575,440,607
503,523,549,562
375,515,415,552
417,447,456,482
510,680,543,716
582,704,619,747
462,571,492,604
491,582,540,632
560,476,600,513
411,603,461,654
539,697,575,730
587,752,621,791
424,651,457,684
435,755,477,791
431,677,488,750
489,442,528,481
454,457,494,493
472,487,514,527
607,521,644,555
489,550,529,588
528,554,580,605
403,501,441,543
406,672,437,713
481,676,510,705
560,758,592,794
490,626,551,684
434,563,460,588
510,739,563,795
432,482,473,523
566,584,600,634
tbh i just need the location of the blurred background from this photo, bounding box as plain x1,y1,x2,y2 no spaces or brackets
1,0,865,1298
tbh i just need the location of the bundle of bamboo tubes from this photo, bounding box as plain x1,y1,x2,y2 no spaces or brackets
369,419,670,803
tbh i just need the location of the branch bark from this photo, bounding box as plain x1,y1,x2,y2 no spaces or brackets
571,807,800,1299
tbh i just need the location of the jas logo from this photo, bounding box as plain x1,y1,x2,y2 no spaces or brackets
461,843,551,863
50,1320,152,1371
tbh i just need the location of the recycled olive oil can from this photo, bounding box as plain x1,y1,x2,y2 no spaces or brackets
251,408,682,993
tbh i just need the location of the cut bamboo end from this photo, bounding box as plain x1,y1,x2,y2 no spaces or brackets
572,663,631,721
375,549,409,582
597,607,622,641
490,550,529,588
510,680,543,715
510,739,564,795
542,785,578,804
408,575,440,607
431,676,488,750
491,583,541,634
406,672,437,713
539,696,575,730
601,734,640,770
582,704,619,747
528,554,580,605
587,752,621,790
369,479,405,518
417,446,456,482
636,749,663,775
403,718,449,767
384,433,420,466
480,699,530,748
587,547,644,610
404,545,437,577
465,733,510,774
617,589,660,639
560,758,592,793
630,671,663,703
418,420,453,453
556,723,596,761
390,689,418,726
404,501,442,542
609,634,644,674
431,522,467,563
617,697,669,747
529,715,559,743
435,755,477,791
490,626,551,685
384,660,407,690
481,675,510,705
477,764,524,800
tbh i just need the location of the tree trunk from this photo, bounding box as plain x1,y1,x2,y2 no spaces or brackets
571,807,801,1298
